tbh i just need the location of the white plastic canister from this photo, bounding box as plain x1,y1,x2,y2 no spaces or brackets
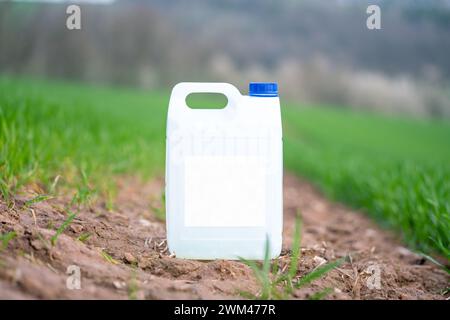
166,82,282,260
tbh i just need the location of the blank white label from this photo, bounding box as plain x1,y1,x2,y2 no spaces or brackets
184,156,266,227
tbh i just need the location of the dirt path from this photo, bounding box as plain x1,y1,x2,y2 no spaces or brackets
0,173,448,299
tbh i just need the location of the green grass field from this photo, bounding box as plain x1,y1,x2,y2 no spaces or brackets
0,77,167,201
1,76,449,259
284,107,450,259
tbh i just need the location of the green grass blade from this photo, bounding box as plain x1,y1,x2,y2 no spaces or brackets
1,231,17,250
288,215,302,279
76,232,91,243
24,195,53,207
238,257,265,285
294,258,344,289
419,252,450,274
237,290,257,300
309,287,333,300
101,250,120,265
50,211,77,246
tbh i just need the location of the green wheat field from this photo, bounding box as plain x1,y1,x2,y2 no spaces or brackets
1,76,449,259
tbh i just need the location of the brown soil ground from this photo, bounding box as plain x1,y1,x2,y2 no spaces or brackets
0,173,448,300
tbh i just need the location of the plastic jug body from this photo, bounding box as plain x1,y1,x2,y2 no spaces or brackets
166,82,283,260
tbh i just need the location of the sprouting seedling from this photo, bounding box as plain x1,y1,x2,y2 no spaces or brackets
150,191,166,221
239,213,345,300
71,185,93,207
36,232,51,250
293,257,345,289
70,168,94,207
0,231,17,250
47,219,55,230
128,267,139,300
49,175,61,195
0,177,11,203
24,194,53,208
281,216,302,295
239,235,275,299
428,237,450,267
101,250,119,265
105,186,116,212
51,211,77,246
418,252,450,275
76,232,91,243
309,287,333,300
100,178,117,212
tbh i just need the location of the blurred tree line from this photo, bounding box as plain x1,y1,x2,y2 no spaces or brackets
1,0,449,116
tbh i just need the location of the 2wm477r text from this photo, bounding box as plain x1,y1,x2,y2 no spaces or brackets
174,304,276,317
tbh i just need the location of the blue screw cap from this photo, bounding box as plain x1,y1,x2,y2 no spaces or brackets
249,82,278,97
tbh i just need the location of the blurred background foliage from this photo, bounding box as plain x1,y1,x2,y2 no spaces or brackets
1,0,450,116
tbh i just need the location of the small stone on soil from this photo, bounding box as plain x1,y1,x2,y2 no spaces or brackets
139,218,151,227
70,224,83,233
113,281,126,289
313,256,327,267
30,239,45,251
124,252,136,264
